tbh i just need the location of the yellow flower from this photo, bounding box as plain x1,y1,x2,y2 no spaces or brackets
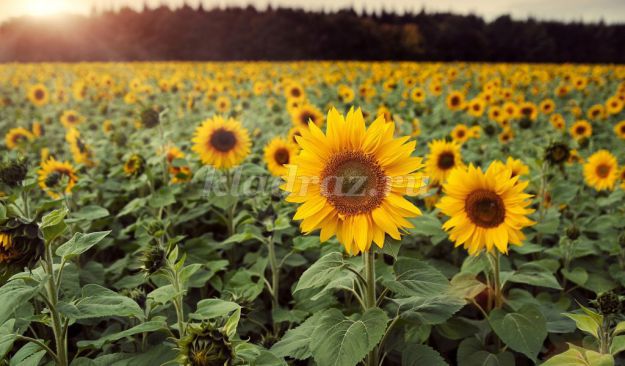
425,139,464,184
570,120,592,140
411,119,421,137
583,150,619,191
467,98,485,117
215,96,231,113
291,104,324,129
446,91,465,111
437,164,535,255
66,128,95,167
191,116,251,169
5,128,34,150
410,87,426,103
539,99,555,115
606,97,624,115
587,104,605,120
38,158,78,199
619,167,625,190
60,110,84,128
614,121,625,139
451,124,470,144
264,137,299,177
27,84,49,106
518,102,538,121
498,128,514,144
338,85,355,103
284,82,305,101
166,146,192,183
281,107,425,255
549,113,565,130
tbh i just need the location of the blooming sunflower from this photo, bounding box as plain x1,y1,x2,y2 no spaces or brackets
284,82,305,101
291,104,324,128
451,124,470,144
437,164,535,255
570,120,592,140
191,116,251,169
281,107,425,255
27,84,49,106
425,139,464,184
60,110,84,128
587,104,605,120
583,150,619,191
38,158,78,199
124,154,146,177
5,128,35,150
619,167,625,190
614,121,625,139
446,91,465,111
166,146,192,183
264,137,299,177
467,98,485,117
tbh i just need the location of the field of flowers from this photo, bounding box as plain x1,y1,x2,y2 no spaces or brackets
1,62,625,366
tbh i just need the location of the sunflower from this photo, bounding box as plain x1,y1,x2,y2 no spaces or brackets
338,85,355,103
38,158,78,199
587,104,605,120
549,113,565,130
410,87,426,103
437,164,535,255
606,97,624,115
192,116,251,169
124,154,146,177
614,121,625,139
539,99,555,115
583,150,619,191
467,98,485,117
281,107,425,255
568,149,583,164
264,137,299,177
411,118,421,137
570,120,592,140
215,96,231,113
518,102,538,121
425,139,464,184
285,82,305,101
493,157,529,178
446,91,465,111
166,146,192,183
66,128,95,167
31,121,44,137
291,104,323,128
27,84,49,106
451,124,470,144
619,167,625,190
498,128,514,144
60,110,84,128
5,128,35,150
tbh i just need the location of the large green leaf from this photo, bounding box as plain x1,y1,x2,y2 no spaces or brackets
384,257,450,297
56,231,111,259
77,319,167,349
507,263,562,290
309,308,388,366
489,305,547,362
294,252,345,293
189,299,241,321
40,208,68,242
0,280,42,325
542,344,614,366
402,344,448,366
270,312,323,360
457,338,515,366
72,284,143,320
395,294,465,325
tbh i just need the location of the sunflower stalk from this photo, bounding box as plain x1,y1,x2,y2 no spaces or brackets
487,251,503,310
364,249,379,366
43,242,69,366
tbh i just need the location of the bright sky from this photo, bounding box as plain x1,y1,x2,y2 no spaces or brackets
0,0,624,23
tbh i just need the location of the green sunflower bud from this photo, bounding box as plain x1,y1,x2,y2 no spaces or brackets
0,158,28,187
566,226,581,240
178,323,233,366
140,243,167,275
545,142,570,165
596,292,621,315
140,108,160,129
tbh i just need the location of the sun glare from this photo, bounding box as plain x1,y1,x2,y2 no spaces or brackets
24,0,70,17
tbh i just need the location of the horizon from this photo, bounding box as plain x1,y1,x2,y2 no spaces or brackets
0,0,624,25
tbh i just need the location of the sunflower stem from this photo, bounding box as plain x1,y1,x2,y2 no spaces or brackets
489,251,503,309
364,249,378,366
44,243,68,366
266,234,280,332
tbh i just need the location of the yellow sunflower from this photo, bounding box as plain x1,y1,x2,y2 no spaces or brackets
467,98,485,117
583,150,619,191
123,154,146,177
38,158,78,199
619,167,625,190
410,87,426,103
27,84,49,107
281,107,425,255
284,82,305,101
437,164,535,255
5,128,35,150
165,146,192,183
549,113,565,130
291,104,324,128
446,91,465,111
264,137,299,177
425,139,464,184
60,110,84,128
570,120,592,140
66,128,95,167
587,104,605,120
215,96,231,113
451,124,470,144
191,116,251,169
614,121,625,139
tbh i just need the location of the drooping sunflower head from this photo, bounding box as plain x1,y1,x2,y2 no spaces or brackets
281,107,425,255
4,128,35,150
291,104,323,128
192,116,251,170
27,84,49,106
263,137,299,177
140,108,160,129
545,142,571,166
425,139,464,184
0,157,28,187
178,322,233,366
437,164,535,255
60,110,84,128
37,158,78,199
0,219,44,273
583,150,619,191
124,154,146,177
140,242,167,275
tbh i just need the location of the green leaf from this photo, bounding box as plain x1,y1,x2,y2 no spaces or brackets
395,294,465,325
56,231,111,259
10,342,46,366
0,319,16,360
294,252,345,293
542,344,614,366
0,281,42,325
148,186,176,208
117,198,147,217
309,308,388,366
563,313,601,339
40,208,68,242
77,320,167,349
271,312,323,360
66,205,110,223
384,258,450,297
147,284,177,305
449,273,486,300
189,299,241,321
561,267,588,287
610,335,625,355
507,263,562,290
223,307,241,339
457,338,515,366
613,321,625,336
402,344,448,366
73,284,143,320
488,305,547,362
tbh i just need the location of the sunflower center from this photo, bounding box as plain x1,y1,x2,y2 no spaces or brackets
34,89,45,100
456,130,465,138
299,112,314,126
210,128,237,152
68,114,76,123
290,88,301,98
465,189,505,228
596,164,612,178
274,148,290,165
450,96,460,106
620,125,625,133
320,151,388,216
437,151,455,170
45,172,63,188
576,126,586,134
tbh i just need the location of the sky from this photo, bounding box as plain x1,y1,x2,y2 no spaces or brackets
0,0,624,24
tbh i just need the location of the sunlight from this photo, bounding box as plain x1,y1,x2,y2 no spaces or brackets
23,0,71,17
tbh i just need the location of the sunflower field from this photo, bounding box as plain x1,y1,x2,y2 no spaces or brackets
1,62,625,366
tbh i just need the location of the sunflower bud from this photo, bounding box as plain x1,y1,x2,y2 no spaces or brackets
545,142,570,165
0,158,28,187
566,226,581,240
140,243,167,275
140,108,160,129
519,118,532,129
178,323,233,366
0,219,44,273
596,292,621,315
483,124,496,136
112,132,127,147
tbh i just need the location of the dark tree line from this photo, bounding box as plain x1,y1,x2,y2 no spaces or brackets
0,4,624,62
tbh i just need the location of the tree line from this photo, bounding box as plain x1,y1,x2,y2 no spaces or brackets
0,5,624,62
